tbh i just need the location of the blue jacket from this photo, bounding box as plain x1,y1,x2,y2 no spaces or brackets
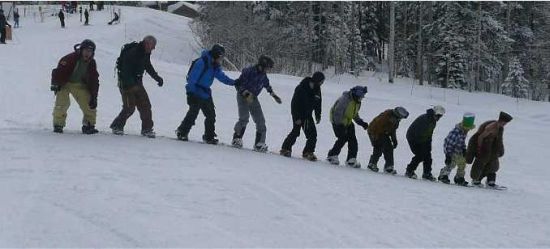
186,50,234,99
444,124,467,155
236,65,273,97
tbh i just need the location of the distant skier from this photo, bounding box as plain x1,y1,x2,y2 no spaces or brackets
0,9,11,44
50,39,99,134
108,12,119,25
280,72,325,161
84,9,89,25
326,86,369,168
13,9,20,28
404,105,446,180
110,35,164,138
466,111,512,188
79,6,82,22
58,9,65,28
231,55,282,152
438,113,476,185
175,44,235,144
366,107,409,174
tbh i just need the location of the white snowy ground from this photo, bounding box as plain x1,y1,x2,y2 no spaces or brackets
1,5,550,247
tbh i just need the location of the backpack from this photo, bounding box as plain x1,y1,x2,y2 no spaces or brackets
186,56,209,83
115,42,139,73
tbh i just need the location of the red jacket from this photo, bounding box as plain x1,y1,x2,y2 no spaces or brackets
51,52,99,98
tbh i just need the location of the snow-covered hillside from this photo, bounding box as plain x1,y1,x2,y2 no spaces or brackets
1,5,550,247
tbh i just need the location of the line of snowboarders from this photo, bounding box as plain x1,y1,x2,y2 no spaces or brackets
49,38,513,188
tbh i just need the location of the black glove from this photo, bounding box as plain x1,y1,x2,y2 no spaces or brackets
156,76,164,87
445,154,452,165
50,85,61,94
89,97,97,109
315,114,321,124
361,123,368,130
271,92,282,104
392,139,398,149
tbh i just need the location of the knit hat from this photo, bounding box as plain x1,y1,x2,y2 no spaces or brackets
498,111,513,123
350,85,368,98
210,44,225,59
312,72,325,84
462,112,476,130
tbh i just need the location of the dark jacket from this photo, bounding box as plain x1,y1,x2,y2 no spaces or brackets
0,13,9,28
58,11,64,20
465,120,505,164
118,41,161,89
51,51,99,98
291,77,321,122
368,109,399,142
235,65,272,97
406,109,437,144
185,49,234,99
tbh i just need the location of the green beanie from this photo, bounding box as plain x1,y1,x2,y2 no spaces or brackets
462,112,475,130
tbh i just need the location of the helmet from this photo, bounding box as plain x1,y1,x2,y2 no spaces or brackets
210,44,225,59
258,55,274,69
79,39,96,52
350,86,368,99
432,105,445,116
393,106,409,119
312,71,325,84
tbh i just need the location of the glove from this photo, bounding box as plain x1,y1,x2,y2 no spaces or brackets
271,92,282,104
294,119,302,126
392,139,398,149
315,114,321,124
361,123,369,130
156,76,164,87
445,154,452,165
89,97,97,109
50,84,61,94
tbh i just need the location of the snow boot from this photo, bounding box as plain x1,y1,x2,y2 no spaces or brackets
232,138,243,148
405,170,418,179
472,179,483,187
454,176,469,186
280,149,291,157
326,155,340,165
384,165,397,174
302,152,318,161
53,125,63,133
254,142,268,153
346,158,361,168
175,130,188,141
438,175,451,184
141,129,156,138
82,124,98,134
422,173,436,182
202,135,219,145
110,125,124,135
367,163,379,172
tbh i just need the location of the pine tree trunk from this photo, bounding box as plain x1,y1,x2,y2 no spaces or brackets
427,1,434,86
474,2,482,92
389,1,395,83
416,3,424,85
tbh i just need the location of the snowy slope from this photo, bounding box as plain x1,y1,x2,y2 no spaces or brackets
1,5,550,247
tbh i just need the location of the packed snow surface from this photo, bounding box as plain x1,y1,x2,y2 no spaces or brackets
1,5,550,247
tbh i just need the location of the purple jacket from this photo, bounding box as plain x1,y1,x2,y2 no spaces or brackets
444,124,467,155
236,65,272,97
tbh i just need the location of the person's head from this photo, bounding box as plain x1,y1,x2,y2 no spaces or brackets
432,105,445,121
257,55,274,73
350,85,368,102
497,111,513,127
392,106,409,120
210,44,225,64
461,112,476,132
142,35,157,54
77,39,96,62
311,71,325,86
